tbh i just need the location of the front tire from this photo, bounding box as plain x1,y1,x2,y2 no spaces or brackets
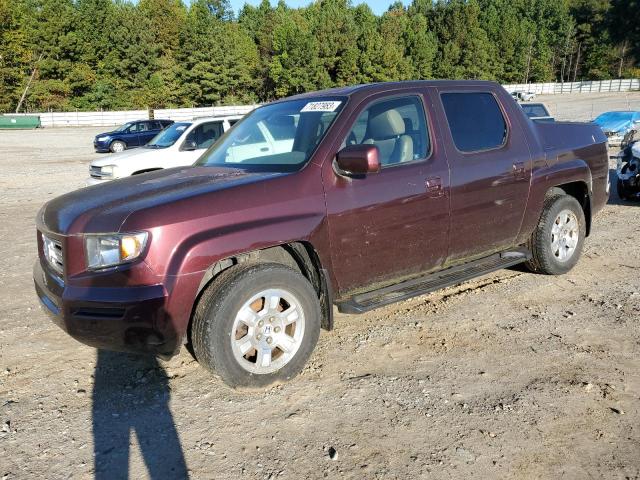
110,140,126,153
191,263,321,388
525,194,586,275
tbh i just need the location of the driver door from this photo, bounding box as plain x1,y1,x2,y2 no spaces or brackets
323,92,451,294
124,122,142,147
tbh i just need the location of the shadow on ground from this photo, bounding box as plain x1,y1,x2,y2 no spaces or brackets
92,350,188,479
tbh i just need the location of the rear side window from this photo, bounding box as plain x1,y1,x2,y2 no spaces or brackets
441,92,507,152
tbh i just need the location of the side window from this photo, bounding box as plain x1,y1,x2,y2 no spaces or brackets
186,122,223,149
150,121,163,130
138,122,151,132
128,122,140,133
441,92,507,152
343,96,428,167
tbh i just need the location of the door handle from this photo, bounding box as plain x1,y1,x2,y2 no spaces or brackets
425,176,444,198
512,162,526,180
260,147,270,152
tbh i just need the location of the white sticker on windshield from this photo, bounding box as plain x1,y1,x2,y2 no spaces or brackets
301,101,342,113
176,125,187,131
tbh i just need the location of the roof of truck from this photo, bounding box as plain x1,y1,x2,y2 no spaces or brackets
283,80,502,102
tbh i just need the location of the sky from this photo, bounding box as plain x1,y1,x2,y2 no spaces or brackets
229,0,410,16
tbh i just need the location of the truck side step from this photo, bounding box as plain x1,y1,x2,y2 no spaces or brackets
336,249,531,314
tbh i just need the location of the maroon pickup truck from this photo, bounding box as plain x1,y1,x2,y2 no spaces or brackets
34,81,610,387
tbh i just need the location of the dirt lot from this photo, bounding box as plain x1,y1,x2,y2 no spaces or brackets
1,93,640,479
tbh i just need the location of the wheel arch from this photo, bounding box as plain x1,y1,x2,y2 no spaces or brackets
188,241,334,340
546,180,591,236
518,160,595,244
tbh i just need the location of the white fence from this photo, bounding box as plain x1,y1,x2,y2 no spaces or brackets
503,78,640,95
12,105,258,128
7,78,639,127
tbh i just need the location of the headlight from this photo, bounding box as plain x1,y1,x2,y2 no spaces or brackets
99,165,117,178
85,232,148,269
97,136,109,141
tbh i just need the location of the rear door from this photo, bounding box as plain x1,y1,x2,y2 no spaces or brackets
138,121,158,145
437,89,532,262
323,91,451,294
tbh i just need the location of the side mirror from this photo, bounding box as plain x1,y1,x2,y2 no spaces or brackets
335,144,380,176
182,140,197,151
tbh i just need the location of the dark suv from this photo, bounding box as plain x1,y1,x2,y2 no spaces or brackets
35,81,609,387
93,119,174,153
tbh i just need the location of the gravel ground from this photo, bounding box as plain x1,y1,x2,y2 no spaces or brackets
1,94,640,479
536,91,640,121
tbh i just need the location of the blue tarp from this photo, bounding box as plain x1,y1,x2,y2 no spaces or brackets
593,111,640,133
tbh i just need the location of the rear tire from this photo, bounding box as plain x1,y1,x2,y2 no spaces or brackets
191,263,321,388
617,179,629,200
110,140,126,153
525,194,586,275
617,164,629,200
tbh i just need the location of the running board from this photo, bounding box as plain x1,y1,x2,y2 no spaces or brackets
336,249,531,314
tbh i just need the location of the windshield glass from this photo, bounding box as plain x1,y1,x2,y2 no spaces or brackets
114,122,133,132
145,122,191,148
195,97,346,172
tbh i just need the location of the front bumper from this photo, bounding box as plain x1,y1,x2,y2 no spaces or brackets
94,139,111,152
33,260,179,356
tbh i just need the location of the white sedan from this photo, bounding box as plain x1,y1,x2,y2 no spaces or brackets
87,116,243,185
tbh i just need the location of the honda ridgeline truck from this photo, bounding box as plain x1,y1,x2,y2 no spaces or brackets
34,81,610,387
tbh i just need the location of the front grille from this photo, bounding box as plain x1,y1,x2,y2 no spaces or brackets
90,165,102,178
42,234,64,275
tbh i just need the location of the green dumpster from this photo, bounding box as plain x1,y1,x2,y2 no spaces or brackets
0,115,41,129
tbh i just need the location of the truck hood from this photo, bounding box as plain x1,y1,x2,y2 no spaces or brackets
38,167,285,235
91,147,161,167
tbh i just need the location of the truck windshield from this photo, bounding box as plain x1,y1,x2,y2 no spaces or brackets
195,97,346,172
145,122,192,149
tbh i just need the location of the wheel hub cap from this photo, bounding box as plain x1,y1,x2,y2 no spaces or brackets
551,209,579,262
230,288,305,375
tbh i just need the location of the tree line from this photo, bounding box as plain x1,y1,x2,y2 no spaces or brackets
0,0,637,113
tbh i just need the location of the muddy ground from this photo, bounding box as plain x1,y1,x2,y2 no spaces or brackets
1,92,639,479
